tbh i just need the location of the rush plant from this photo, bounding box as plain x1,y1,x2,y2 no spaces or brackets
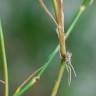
0,0,94,96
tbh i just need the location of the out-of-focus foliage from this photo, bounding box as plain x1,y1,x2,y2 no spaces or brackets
0,0,96,96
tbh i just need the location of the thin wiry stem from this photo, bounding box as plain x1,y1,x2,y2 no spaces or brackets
39,0,58,26
51,59,65,96
13,0,94,95
53,0,67,58
51,0,66,96
0,20,9,96
14,47,59,96
50,0,94,96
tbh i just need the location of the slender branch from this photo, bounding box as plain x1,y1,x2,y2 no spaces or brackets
0,20,9,96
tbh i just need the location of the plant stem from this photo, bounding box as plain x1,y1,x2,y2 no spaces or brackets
53,0,66,57
50,0,93,96
51,59,65,96
0,20,9,96
14,0,93,95
65,8,84,39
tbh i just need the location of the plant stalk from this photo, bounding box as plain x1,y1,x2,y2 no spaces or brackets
0,20,9,96
53,0,66,57
50,0,92,96
13,0,94,95
51,59,65,96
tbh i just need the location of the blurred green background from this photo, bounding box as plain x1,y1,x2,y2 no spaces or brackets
0,0,96,96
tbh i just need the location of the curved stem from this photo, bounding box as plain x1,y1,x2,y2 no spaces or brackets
0,20,9,96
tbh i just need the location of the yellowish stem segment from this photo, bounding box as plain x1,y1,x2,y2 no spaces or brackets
53,0,66,57
51,60,65,96
0,21,9,96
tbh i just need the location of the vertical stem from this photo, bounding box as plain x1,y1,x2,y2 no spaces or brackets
53,0,66,57
50,0,93,96
51,60,65,96
51,0,66,96
0,20,9,96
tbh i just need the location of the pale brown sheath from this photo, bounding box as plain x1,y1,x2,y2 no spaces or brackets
53,0,66,58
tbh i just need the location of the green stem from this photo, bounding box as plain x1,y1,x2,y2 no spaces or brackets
0,20,9,96
14,0,93,95
51,60,65,96
14,6,84,95
65,9,83,39
14,46,59,96
50,0,93,96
